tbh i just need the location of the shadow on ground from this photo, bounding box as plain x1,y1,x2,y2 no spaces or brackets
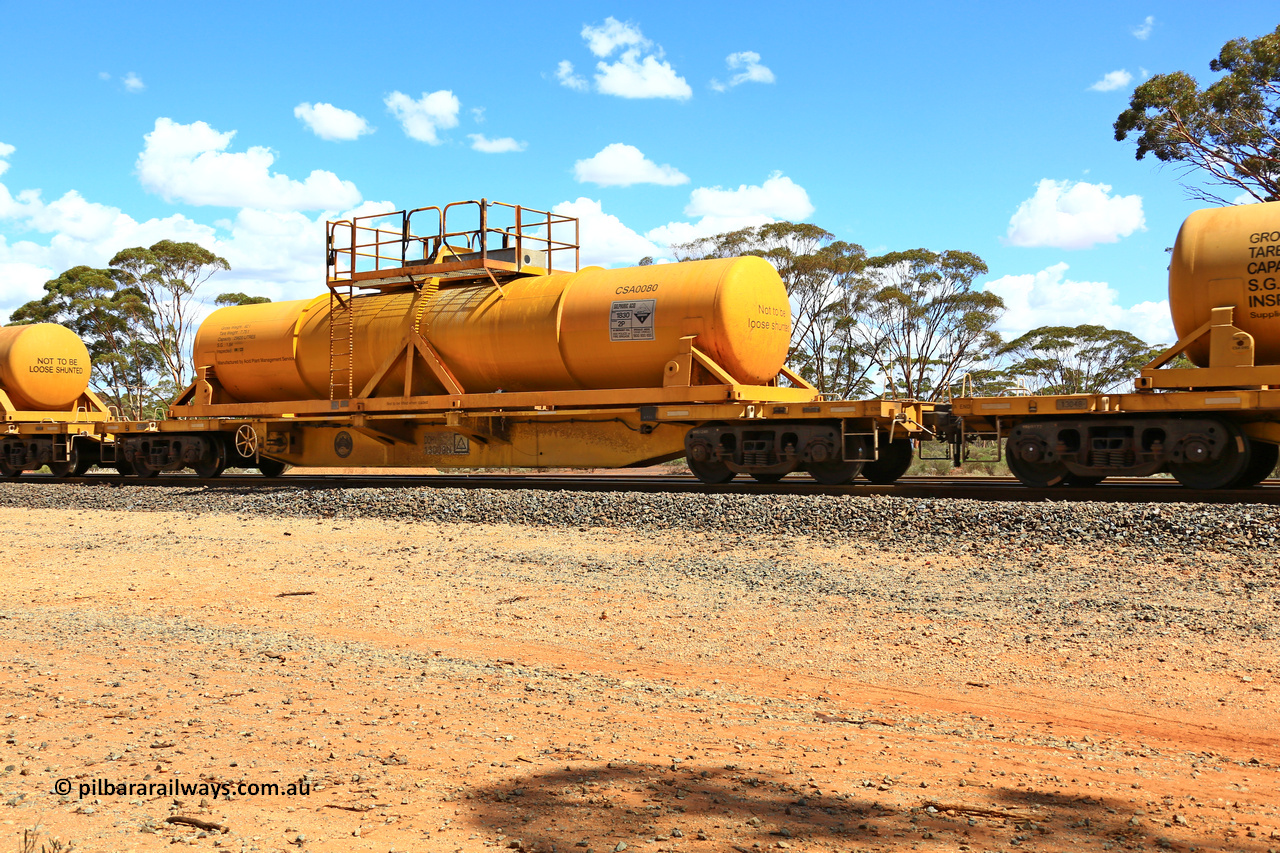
459,758,1256,852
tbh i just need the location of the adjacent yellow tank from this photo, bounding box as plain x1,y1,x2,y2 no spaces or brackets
0,323,92,410
194,256,792,402
1170,200,1280,365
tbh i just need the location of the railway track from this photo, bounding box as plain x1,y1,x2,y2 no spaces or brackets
17,471,1280,504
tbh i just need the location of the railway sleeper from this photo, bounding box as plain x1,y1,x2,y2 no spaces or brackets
1006,417,1279,489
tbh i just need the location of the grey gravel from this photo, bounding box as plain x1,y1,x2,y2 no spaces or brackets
0,482,1277,555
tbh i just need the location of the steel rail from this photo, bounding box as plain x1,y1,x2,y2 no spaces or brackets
13,472,1280,505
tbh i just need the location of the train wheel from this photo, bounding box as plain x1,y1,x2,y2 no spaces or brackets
258,458,292,478
193,440,228,478
48,441,82,478
809,435,866,485
111,459,135,476
1229,439,1278,488
0,458,22,478
688,456,735,484
1006,438,1069,487
1168,422,1249,489
808,459,863,485
861,438,913,484
72,449,96,476
131,456,161,478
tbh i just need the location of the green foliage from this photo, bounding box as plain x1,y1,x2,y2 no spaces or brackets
216,292,272,306
8,241,230,417
848,248,1001,401
1114,24,1280,203
109,240,230,390
8,265,164,418
1000,324,1162,394
673,222,873,397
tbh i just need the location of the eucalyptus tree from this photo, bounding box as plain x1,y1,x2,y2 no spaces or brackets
672,223,874,397
109,240,230,392
8,265,162,418
847,249,1002,401
1114,24,1280,203
1000,325,1161,395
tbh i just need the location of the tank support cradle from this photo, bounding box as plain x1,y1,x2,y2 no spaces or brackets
1138,305,1280,390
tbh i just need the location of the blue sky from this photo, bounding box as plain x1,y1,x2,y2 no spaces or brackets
2,2,1277,345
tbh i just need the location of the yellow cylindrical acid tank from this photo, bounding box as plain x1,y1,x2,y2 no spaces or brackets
193,256,792,402
1170,200,1280,365
0,323,92,410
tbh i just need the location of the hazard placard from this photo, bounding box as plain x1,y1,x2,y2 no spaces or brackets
610,299,656,341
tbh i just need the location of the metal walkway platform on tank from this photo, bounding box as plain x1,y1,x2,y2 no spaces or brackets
326,199,581,294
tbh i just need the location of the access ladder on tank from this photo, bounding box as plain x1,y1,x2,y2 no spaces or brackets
322,199,580,401
328,282,355,401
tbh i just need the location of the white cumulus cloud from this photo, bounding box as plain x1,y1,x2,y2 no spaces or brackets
1004,179,1145,249
1132,15,1154,40
710,51,775,92
560,18,691,100
552,197,663,267
123,72,145,92
468,134,526,153
1089,69,1133,92
582,18,649,57
294,102,373,141
0,138,393,322
384,90,461,144
984,262,1174,345
0,189,220,320
574,143,688,187
646,172,815,246
0,142,13,178
685,172,813,219
136,118,362,211
553,172,814,265
556,60,589,91
595,51,692,100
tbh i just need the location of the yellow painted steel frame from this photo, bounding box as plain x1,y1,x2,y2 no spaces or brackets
171,382,823,419
111,397,931,470
952,388,1280,444
1136,305,1280,390
0,388,111,428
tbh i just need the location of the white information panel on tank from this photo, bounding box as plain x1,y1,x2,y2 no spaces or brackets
610,299,656,341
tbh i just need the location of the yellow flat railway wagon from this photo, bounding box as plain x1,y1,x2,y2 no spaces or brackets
944,201,1280,489
106,199,932,484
